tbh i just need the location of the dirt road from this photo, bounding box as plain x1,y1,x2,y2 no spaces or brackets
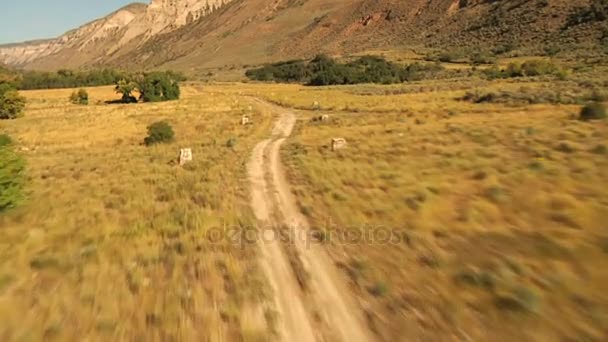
247,99,374,342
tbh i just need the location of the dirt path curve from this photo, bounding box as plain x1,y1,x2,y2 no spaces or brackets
247,99,374,342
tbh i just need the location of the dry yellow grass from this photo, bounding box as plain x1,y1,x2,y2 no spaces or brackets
1,73,607,341
0,85,276,340
269,82,608,340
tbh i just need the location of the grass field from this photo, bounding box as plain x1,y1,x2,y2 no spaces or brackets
275,85,608,339
0,86,276,341
1,57,607,341
207,68,608,340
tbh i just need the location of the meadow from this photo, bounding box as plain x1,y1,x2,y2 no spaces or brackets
0,86,276,341
0,56,607,341
218,65,608,340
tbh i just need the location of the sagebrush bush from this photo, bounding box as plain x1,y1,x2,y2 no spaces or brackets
579,102,607,121
70,88,89,105
144,121,175,146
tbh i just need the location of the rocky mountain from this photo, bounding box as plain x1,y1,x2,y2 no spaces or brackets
0,0,605,72
0,0,233,70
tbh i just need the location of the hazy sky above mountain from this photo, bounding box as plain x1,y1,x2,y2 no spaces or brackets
0,1,145,44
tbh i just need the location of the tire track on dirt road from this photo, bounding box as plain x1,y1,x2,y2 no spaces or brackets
247,99,374,342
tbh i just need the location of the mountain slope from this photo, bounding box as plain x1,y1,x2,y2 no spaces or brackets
112,0,606,72
0,0,234,70
0,0,605,71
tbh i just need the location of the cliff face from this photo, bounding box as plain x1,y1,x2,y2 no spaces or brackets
0,0,233,69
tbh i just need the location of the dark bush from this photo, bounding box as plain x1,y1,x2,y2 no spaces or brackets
144,121,175,146
0,135,25,211
70,88,89,105
579,102,607,121
0,84,26,119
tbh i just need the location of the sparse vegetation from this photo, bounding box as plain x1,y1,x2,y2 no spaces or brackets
0,85,275,340
69,88,89,105
484,60,567,79
565,0,608,28
144,121,175,145
242,65,608,340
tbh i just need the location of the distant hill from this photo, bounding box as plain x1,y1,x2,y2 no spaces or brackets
0,0,606,72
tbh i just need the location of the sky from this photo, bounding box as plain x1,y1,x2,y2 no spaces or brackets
0,1,146,44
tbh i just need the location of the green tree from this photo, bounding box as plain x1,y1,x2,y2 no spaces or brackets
138,72,181,102
115,79,138,103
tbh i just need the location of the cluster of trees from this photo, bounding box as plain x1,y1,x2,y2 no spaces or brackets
115,71,183,103
245,55,444,86
17,69,128,90
0,82,26,120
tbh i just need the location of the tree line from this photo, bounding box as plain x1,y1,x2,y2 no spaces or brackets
0,67,186,91
245,55,445,86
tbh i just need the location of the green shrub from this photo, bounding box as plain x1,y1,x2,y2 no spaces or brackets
492,43,517,55
144,121,175,146
0,87,26,119
521,60,561,77
0,134,11,147
470,52,496,65
579,102,607,121
70,88,89,105
0,135,25,212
